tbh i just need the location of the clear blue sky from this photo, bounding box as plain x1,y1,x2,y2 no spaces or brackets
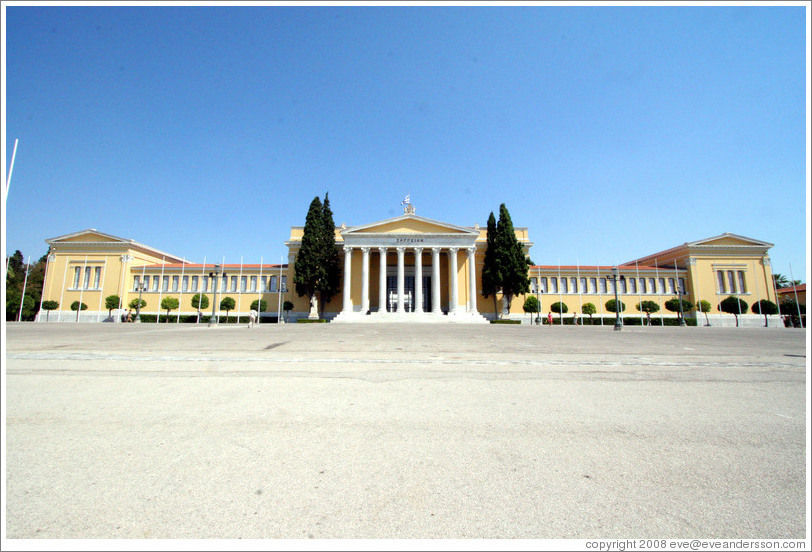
3,2,809,283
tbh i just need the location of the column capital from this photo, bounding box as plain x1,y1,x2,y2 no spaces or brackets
413,246,424,254
120,254,134,263
47,254,56,262
396,246,407,253
343,245,353,254
360,246,370,254
467,246,476,255
378,246,388,254
448,247,459,254
431,246,442,254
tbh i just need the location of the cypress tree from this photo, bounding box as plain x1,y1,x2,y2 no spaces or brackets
318,193,341,316
481,211,502,317
496,203,531,315
294,196,326,315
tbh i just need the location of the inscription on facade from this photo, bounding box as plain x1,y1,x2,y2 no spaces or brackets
395,238,425,244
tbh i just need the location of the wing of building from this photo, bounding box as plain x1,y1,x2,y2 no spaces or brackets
35,214,783,327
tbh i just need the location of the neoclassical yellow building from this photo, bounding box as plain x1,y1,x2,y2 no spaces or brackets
36,207,782,327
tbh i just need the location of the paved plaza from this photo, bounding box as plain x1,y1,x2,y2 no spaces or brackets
3,322,808,541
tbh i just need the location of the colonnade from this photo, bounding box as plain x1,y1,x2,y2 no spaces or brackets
341,245,479,316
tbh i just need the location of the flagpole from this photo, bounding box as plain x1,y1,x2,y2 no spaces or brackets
5,138,19,203
278,256,284,323
77,256,88,322
788,262,804,328
557,259,562,326
156,257,165,324
576,259,582,324
95,261,107,322
37,253,53,322
257,255,264,325
58,256,69,322
17,255,31,321
177,261,186,323
197,256,206,323
654,258,662,324
597,266,604,325
636,261,643,325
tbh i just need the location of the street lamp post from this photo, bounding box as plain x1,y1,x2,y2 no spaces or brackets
135,282,147,322
208,265,227,326
611,266,624,331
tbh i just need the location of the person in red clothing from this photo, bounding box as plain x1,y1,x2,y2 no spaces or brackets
547,311,553,325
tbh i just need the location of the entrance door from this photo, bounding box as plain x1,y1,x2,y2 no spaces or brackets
386,275,432,312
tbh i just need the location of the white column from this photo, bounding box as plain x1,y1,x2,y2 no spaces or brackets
361,247,370,314
396,246,406,312
467,246,478,314
414,247,423,313
448,247,459,313
431,247,441,314
342,246,352,313
378,247,388,313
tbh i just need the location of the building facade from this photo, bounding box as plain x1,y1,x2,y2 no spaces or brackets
35,210,783,327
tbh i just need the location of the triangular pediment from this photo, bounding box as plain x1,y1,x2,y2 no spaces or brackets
47,229,130,244
342,214,478,236
688,233,773,248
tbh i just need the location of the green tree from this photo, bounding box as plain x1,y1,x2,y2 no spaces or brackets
719,296,748,327
318,193,341,317
41,300,59,321
220,296,236,322
71,301,87,311
161,297,179,320
772,273,790,288
6,250,48,321
481,211,501,317
779,299,805,327
550,301,568,314
191,293,209,311
283,300,294,323
105,295,120,319
129,297,146,310
294,196,327,318
250,299,267,312
637,300,660,313
581,302,597,322
751,300,778,327
605,299,626,313
522,295,540,324
696,299,711,326
664,297,693,324
495,204,531,316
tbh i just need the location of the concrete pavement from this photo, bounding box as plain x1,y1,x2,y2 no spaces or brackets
3,322,808,540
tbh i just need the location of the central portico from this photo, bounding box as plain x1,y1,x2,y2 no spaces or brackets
330,212,488,323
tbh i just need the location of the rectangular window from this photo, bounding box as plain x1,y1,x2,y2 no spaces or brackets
599,278,607,294
83,268,91,289
638,278,646,294
191,276,198,292
628,278,637,294
182,276,188,292
668,278,676,294
94,267,102,289
240,276,247,292
153,276,160,292
619,277,627,294
172,276,179,292
134,275,141,291
529,277,537,294
221,277,227,292
580,278,587,293
727,271,737,293
648,278,656,294
201,276,208,292
231,276,238,292
717,271,726,293
678,278,686,295
73,267,81,288
549,277,557,293
162,276,169,292
571,277,578,293
561,278,568,294
270,275,277,293
260,277,267,292
656,278,664,294
143,276,150,290
589,278,596,293
250,276,257,292
540,277,548,293
281,276,287,292
737,271,746,293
